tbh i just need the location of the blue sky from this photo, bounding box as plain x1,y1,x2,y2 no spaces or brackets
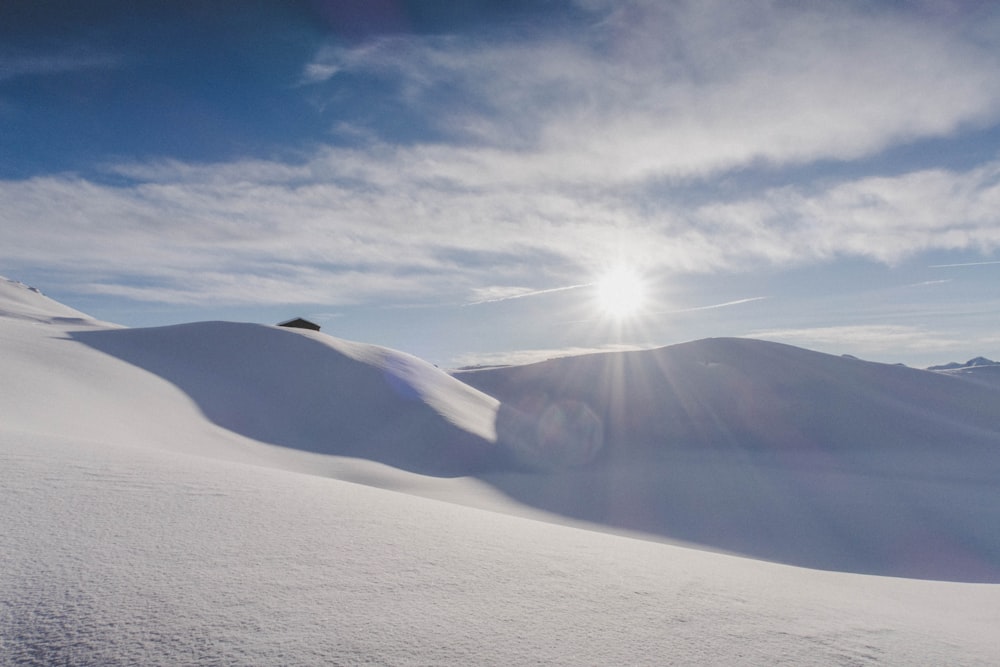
2,0,999,367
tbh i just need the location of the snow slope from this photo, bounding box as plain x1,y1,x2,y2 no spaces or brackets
0,276,95,324
3,277,1000,664
456,338,1000,463
935,364,1000,390
457,341,1000,580
70,321,500,476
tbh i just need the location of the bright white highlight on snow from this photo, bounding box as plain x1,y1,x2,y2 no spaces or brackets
595,266,646,319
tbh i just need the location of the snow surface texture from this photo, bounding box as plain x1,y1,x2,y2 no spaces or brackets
3,276,1000,665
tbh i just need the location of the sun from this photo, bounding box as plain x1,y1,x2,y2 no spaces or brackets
595,266,647,319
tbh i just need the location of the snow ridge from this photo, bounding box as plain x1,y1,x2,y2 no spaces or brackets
71,321,501,477
0,276,96,324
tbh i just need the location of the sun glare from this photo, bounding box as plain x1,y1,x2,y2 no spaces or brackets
595,266,646,320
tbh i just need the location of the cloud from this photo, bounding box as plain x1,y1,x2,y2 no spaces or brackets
450,343,646,369
304,0,1000,181
750,324,963,354
692,162,1000,266
658,296,767,314
466,283,591,306
0,168,629,305
929,260,1000,268
0,50,119,81
300,61,340,85
4,1,1000,308
4,153,1000,307
905,280,952,288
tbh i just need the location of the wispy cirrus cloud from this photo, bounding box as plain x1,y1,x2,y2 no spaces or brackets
659,297,768,314
299,61,340,86
466,283,591,306
450,343,646,369
0,50,120,81
4,1,1000,311
905,279,952,288
929,260,1000,268
305,0,1000,181
750,324,965,356
693,162,1000,266
3,155,1000,306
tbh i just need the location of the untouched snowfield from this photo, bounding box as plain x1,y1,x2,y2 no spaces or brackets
458,339,1000,581
2,276,1000,665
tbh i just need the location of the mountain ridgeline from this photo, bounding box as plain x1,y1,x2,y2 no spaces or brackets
456,337,1000,470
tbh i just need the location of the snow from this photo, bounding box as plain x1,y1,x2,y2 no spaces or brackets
936,364,1000,390
457,338,1000,580
2,276,1000,665
0,276,97,324
928,356,999,371
69,321,500,476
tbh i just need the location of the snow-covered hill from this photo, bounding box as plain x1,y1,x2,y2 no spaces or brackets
458,338,1000,466
3,277,999,665
457,340,1000,579
71,321,500,476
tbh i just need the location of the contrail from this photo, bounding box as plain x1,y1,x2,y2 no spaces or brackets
560,294,767,324
465,283,592,305
906,279,951,287
661,296,767,313
929,260,1000,268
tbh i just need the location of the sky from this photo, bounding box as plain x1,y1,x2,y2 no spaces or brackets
2,0,1000,368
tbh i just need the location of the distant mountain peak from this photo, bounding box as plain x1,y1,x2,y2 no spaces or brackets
927,356,999,371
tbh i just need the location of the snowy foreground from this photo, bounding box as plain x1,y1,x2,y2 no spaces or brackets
2,277,999,665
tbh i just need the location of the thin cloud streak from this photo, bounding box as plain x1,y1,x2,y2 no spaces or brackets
929,260,1000,268
450,343,645,369
658,296,767,314
306,0,1000,181
751,325,964,355
0,51,120,81
465,283,591,306
906,279,952,287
